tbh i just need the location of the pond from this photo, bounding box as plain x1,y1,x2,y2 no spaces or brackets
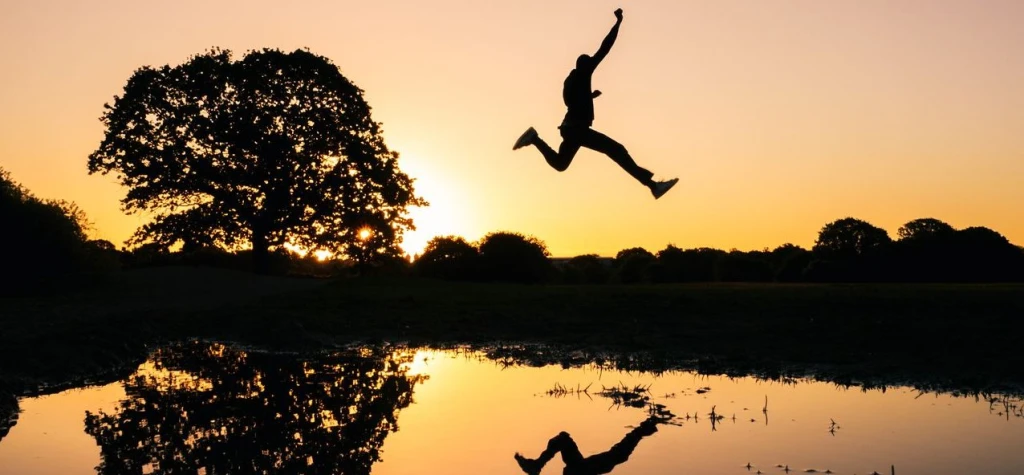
1,342,1022,474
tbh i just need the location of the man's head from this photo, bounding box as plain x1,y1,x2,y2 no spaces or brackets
576,54,594,70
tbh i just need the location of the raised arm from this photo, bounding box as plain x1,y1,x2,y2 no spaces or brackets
592,9,624,67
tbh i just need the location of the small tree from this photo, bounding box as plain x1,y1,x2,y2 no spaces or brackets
562,254,611,284
88,48,425,272
477,232,551,283
771,244,812,282
613,247,655,284
413,236,479,281
714,251,773,282
813,217,891,260
810,217,892,282
653,245,686,283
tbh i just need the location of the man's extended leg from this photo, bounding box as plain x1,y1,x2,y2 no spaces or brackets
575,419,659,474
514,127,582,172
578,128,655,187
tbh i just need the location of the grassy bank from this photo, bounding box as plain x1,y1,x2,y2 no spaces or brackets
2,266,1023,396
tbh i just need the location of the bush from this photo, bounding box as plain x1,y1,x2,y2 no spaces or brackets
477,232,551,283
413,236,479,281
561,254,611,284
613,247,655,284
0,167,104,280
714,251,773,282
775,249,813,282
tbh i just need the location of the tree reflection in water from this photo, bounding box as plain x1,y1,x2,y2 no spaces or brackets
0,390,16,444
84,341,425,474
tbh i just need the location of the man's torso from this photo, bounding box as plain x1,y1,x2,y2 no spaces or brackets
562,67,594,127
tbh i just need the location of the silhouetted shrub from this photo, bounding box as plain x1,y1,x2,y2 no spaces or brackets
358,253,412,277
652,245,686,283
121,243,175,268
714,251,773,282
680,248,727,282
945,227,1024,282
83,239,123,272
477,232,552,283
180,247,246,270
1,168,101,281
413,236,479,281
775,249,813,282
562,254,611,284
613,247,655,284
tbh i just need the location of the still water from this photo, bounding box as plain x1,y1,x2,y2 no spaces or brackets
1,342,1022,474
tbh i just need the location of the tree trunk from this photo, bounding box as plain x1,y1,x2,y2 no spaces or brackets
252,227,270,275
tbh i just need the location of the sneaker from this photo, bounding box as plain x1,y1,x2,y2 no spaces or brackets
513,127,538,150
651,178,679,199
514,453,543,475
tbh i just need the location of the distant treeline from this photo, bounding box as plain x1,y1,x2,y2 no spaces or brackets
412,218,1024,284
5,167,1023,284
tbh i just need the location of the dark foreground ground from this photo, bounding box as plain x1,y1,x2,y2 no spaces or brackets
2,266,1023,401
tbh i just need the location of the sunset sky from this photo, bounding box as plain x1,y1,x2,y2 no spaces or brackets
2,0,1022,257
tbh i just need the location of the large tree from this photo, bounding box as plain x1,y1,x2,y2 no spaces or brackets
88,48,425,269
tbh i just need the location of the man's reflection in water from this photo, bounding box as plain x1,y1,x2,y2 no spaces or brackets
514,417,661,475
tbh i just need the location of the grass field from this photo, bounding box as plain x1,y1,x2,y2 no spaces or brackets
2,266,1023,397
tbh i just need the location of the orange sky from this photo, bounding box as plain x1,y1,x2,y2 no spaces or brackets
2,0,1022,257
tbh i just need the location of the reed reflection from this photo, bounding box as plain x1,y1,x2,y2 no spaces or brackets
83,341,424,474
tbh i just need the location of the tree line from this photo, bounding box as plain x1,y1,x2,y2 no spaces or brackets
5,164,1024,284
412,219,1024,284
1,167,120,287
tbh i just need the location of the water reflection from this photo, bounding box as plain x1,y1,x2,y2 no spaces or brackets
3,344,1024,474
0,390,16,444
82,341,425,474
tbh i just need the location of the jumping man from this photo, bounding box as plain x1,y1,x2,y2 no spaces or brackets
513,8,678,199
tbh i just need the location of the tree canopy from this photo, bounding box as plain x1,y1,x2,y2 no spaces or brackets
413,235,480,280
813,217,891,260
1,167,96,278
897,218,955,241
87,48,425,269
477,232,551,283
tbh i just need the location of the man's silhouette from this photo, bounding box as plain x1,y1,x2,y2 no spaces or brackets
514,417,660,475
513,8,678,199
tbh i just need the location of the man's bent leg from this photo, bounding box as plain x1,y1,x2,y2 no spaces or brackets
579,128,655,187
515,431,583,474
533,132,581,172
552,431,586,467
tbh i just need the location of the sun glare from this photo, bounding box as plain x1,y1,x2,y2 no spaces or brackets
358,227,372,241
